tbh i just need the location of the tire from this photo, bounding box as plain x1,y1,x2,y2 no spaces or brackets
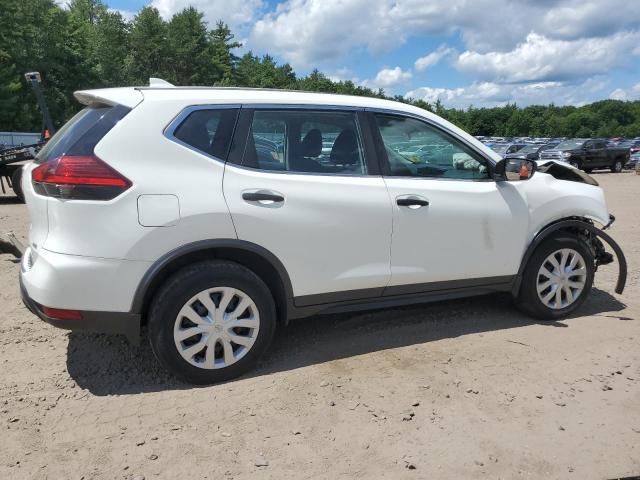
568,159,581,169
611,159,623,173
584,168,593,174
11,168,24,203
148,260,277,385
516,236,594,320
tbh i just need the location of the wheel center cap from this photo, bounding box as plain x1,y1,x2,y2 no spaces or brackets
213,324,223,333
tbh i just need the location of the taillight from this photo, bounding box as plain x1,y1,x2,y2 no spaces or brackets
32,155,132,200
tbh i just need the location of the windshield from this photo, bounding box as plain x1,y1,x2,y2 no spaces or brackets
492,145,508,154
555,140,585,150
518,144,540,154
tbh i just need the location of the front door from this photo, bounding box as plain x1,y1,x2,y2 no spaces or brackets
223,108,392,305
369,112,528,292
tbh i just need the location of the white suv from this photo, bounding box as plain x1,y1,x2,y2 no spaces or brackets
20,84,627,384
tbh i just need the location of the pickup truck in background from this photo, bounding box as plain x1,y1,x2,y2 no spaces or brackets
539,139,630,173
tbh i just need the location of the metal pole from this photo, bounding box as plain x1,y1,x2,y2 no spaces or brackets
24,72,56,138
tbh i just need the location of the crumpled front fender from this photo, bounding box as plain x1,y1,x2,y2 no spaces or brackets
513,217,627,296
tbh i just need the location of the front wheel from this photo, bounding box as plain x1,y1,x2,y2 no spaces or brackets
516,236,594,320
148,261,277,385
568,159,581,169
611,159,623,173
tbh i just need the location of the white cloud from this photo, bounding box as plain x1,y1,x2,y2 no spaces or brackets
405,78,610,108
151,0,264,29
608,83,640,101
609,88,627,101
250,0,640,68
414,45,455,72
541,0,640,40
251,0,396,68
363,67,412,89
455,32,640,83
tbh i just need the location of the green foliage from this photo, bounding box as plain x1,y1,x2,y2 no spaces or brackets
2,0,640,138
126,7,170,84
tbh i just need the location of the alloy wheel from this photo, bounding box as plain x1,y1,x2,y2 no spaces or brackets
536,248,587,310
173,287,260,369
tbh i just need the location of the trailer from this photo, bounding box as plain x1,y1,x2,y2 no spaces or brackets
0,72,56,202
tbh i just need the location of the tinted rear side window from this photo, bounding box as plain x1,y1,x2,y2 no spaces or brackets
172,108,238,160
36,104,131,163
241,110,366,175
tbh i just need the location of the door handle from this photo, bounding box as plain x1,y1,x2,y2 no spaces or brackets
242,192,285,203
397,197,429,208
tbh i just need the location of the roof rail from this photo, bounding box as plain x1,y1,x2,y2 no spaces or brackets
149,78,174,87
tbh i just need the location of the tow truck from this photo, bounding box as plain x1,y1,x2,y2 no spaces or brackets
0,72,56,202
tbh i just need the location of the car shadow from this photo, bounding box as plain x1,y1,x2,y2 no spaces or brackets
66,288,628,396
0,195,23,205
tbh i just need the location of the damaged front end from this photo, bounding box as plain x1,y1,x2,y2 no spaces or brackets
536,161,599,186
579,215,626,293
514,216,627,296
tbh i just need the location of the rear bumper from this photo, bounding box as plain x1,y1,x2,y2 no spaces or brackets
19,246,147,343
20,275,140,343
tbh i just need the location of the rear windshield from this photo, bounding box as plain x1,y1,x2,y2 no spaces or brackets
36,104,130,163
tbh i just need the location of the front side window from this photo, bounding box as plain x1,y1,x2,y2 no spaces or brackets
173,108,238,160
241,110,366,175
374,114,489,180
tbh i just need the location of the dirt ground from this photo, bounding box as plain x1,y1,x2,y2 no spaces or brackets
0,172,639,480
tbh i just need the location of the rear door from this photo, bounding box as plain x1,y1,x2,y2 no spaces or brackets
223,107,392,305
594,141,609,167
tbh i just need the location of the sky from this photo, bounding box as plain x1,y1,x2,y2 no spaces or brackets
102,0,640,108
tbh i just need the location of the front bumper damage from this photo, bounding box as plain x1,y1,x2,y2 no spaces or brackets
589,215,627,294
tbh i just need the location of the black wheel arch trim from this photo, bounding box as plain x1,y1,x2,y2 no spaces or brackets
130,239,295,319
512,217,627,297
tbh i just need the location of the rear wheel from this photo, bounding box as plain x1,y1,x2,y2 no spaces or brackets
517,236,594,320
611,159,623,173
148,261,277,384
11,168,24,202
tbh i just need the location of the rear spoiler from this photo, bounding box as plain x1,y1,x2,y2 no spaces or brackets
74,88,144,109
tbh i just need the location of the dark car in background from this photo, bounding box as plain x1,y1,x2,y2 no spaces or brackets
539,139,630,173
615,140,640,154
626,151,640,169
505,142,559,161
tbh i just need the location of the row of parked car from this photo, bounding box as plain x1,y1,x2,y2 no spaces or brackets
482,137,639,173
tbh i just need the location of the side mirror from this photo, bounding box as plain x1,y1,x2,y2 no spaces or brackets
494,158,536,181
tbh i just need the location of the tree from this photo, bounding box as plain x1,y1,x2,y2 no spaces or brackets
167,7,212,85
94,10,129,86
209,21,241,84
126,7,169,84
3,0,640,137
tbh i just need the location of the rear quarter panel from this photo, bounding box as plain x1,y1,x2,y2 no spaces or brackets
42,98,238,261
